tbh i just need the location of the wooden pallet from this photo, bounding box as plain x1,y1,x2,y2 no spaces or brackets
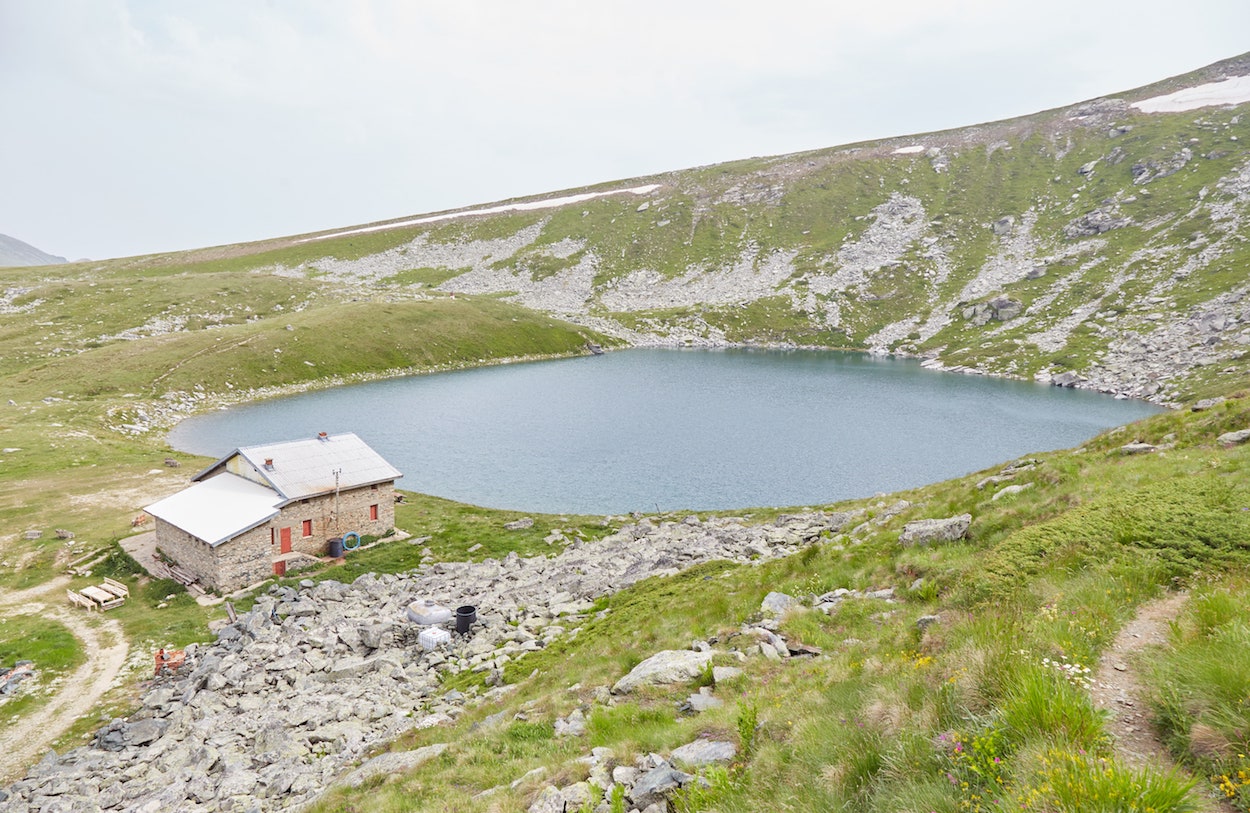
165,564,206,595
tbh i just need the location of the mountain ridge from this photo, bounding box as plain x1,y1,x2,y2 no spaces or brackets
0,233,66,267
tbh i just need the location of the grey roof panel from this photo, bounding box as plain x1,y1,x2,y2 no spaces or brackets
230,432,402,501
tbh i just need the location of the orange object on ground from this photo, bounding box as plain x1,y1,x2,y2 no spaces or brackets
154,648,186,677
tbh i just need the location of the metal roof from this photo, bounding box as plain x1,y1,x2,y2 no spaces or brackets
194,432,403,503
144,473,282,547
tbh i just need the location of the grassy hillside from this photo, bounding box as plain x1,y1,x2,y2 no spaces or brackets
291,394,1250,813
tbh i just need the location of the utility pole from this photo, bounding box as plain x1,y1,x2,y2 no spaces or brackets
332,468,342,533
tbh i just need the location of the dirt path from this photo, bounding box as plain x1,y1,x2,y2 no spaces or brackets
0,588,131,783
1090,592,1233,812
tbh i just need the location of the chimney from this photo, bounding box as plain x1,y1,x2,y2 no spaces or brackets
263,458,274,470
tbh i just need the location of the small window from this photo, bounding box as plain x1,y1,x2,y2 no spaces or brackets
369,504,379,521
301,519,313,537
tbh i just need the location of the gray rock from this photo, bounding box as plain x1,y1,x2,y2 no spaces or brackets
1192,397,1225,411
529,781,592,813
554,709,587,737
612,650,713,695
988,296,1022,321
1051,371,1085,388
991,483,1032,501
527,786,563,813
1063,206,1130,238
630,765,694,808
688,690,724,712
670,739,737,767
898,514,971,547
1218,429,1250,448
504,518,535,530
760,591,797,616
216,766,259,799
612,765,639,787
124,718,168,746
712,666,743,684
1119,442,1158,455
339,743,447,788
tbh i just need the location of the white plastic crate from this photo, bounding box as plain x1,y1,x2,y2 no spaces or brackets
419,627,451,651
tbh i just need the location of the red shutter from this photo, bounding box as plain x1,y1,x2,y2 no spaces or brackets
369,504,379,521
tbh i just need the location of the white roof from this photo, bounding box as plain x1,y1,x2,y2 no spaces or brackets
145,473,282,547
195,432,402,502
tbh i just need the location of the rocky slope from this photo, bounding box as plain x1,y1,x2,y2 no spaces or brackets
0,511,858,811
243,53,1250,405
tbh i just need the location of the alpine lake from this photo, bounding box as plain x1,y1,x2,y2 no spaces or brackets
167,348,1164,515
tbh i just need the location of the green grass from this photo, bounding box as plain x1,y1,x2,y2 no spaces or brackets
1148,576,1250,809
0,615,85,723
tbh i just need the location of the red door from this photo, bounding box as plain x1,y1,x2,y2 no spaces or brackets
279,527,292,554
273,559,286,577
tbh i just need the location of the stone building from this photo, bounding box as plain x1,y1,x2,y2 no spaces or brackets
144,432,402,591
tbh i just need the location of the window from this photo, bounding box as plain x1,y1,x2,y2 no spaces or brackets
301,519,312,537
369,504,379,521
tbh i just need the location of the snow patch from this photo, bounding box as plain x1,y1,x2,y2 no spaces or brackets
302,185,662,242
1132,76,1250,113
892,145,926,155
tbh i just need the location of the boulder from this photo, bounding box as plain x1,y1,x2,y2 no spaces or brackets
688,690,724,712
991,484,1032,501
529,782,592,813
612,650,713,695
670,739,738,768
630,765,694,808
1217,429,1250,448
898,514,971,547
760,591,798,617
1051,371,1085,388
338,743,447,788
554,709,586,738
1191,397,1225,412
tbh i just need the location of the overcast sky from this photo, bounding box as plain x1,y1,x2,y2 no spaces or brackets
2,1,1248,262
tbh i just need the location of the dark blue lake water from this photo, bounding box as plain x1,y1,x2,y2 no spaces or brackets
167,348,1163,515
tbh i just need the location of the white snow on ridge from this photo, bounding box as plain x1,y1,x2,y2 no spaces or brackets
1132,75,1250,113
892,145,926,155
301,184,662,242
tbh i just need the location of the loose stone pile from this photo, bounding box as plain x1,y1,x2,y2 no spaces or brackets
0,511,851,812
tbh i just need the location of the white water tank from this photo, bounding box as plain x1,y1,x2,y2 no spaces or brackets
406,599,452,626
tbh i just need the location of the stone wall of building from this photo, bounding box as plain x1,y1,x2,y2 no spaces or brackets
153,518,222,587
212,523,275,591
269,482,395,557
155,481,397,592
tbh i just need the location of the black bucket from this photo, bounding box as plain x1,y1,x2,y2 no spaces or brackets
455,605,477,635
327,536,344,558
